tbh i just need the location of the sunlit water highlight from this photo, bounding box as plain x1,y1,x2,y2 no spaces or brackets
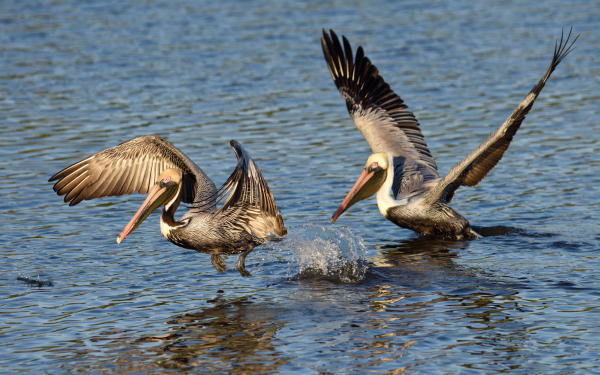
1,0,599,373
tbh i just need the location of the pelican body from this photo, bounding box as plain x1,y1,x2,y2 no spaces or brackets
322,29,577,240
50,136,286,276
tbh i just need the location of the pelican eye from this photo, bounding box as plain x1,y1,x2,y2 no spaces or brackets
367,162,381,173
159,177,173,188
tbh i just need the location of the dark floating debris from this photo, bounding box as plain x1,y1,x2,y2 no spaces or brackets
17,275,54,288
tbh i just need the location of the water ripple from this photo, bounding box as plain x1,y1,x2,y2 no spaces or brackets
1,0,599,373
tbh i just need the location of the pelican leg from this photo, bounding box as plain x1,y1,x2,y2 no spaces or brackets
210,254,226,273
236,249,253,277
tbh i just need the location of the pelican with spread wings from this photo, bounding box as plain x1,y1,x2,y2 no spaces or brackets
322,29,577,239
50,136,286,275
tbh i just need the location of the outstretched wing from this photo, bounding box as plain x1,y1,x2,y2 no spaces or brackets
321,29,439,197
212,140,286,238
321,29,439,173
49,135,217,207
425,29,578,204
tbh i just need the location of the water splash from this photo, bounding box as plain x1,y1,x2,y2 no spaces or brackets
276,224,369,283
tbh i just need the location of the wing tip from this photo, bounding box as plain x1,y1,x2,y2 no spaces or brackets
550,26,580,71
321,28,338,44
229,139,247,161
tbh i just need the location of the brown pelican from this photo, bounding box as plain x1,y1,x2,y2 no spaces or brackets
322,29,578,240
49,136,286,276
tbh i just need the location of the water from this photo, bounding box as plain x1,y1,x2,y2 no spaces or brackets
1,0,599,373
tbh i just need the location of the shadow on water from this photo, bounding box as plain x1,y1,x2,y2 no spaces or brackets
472,225,558,238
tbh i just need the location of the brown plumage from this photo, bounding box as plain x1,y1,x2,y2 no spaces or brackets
50,135,213,206
50,136,286,276
323,29,578,239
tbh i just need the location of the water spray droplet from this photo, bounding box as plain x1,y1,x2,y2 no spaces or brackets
277,224,369,283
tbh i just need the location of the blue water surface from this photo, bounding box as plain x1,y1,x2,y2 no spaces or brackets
1,0,599,373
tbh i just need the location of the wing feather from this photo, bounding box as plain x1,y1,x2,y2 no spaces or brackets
322,29,440,196
211,140,286,238
322,30,438,169
62,173,89,202
425,29,578,203
49,135,216,206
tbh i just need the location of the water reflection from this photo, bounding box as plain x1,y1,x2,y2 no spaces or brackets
129,296,289,373
88,296,288,374
2,0,598,370
58,240,542,374
375,236,467,261
369,236,468,280
351,236,531,372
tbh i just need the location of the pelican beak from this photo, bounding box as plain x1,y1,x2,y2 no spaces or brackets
116,183,176,244
331,167,379,223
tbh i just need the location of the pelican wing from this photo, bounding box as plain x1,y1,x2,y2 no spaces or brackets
49,135,217,206
212,140,286,238
321,30,439,178
425,29,578,204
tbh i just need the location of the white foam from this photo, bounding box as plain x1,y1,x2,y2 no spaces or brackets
279,224,369,283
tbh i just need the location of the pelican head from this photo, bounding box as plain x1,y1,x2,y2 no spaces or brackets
331,153,388,223
116,169,182,243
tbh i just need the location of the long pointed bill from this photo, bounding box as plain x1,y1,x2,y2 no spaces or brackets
330,169,375,223
116,184,174,244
